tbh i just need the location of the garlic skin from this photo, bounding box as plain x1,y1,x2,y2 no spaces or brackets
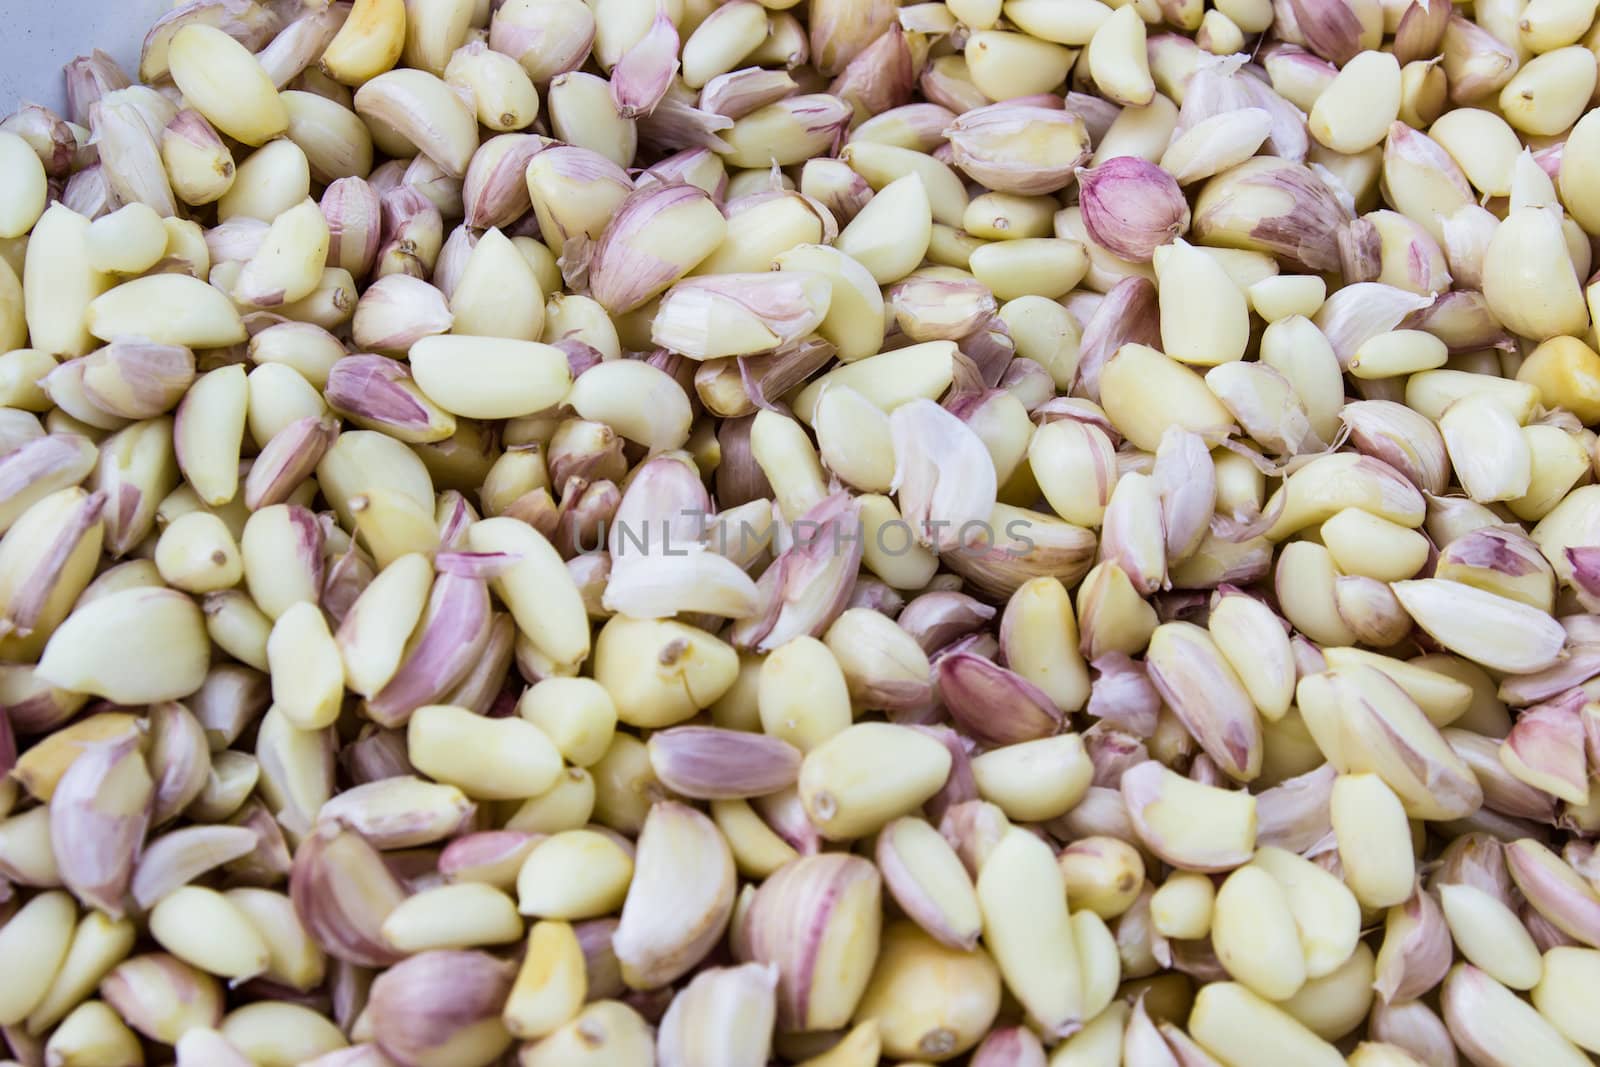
1078,156,1192,262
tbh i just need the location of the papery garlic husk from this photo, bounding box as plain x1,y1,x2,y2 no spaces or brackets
935,652,1063,747
92,88,179,217
876,815,984,951
610,7,679,119
287,824,407,968
1308,281,1436,370
461,133,547,232
326,355,456,444
48,733,150,919
129,823,256,910
944,104,1090,195
744,851,883,1031
1204,362,1321,459
587,182,729,314
1178,52,1309,162
1160,107,1273,185
612,801,737,989
1192,156,1353,272
809,0,898,75
652,272,833,360
1073,275,1161,401
78,342,195,421
365,572,492,728
144,700,210,826
1078,156,1191,262
888,270,997,343
657,962,779,1067
368,949,514,1067
896,591,997,654
65,50,130,127
1253,763,1334,853
100,953,223,1045
351,274,454,353
729,492,862,652
1145,620,1263,781
890,398,998,551
646,726,802,800
1339,399,1449,495
829,27,917,122
321,176,384,281
1296,663,1483,820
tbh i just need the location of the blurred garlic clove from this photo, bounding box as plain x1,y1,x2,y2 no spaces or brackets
145,700,210,826
100,953,223,1045
316,776,475,850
